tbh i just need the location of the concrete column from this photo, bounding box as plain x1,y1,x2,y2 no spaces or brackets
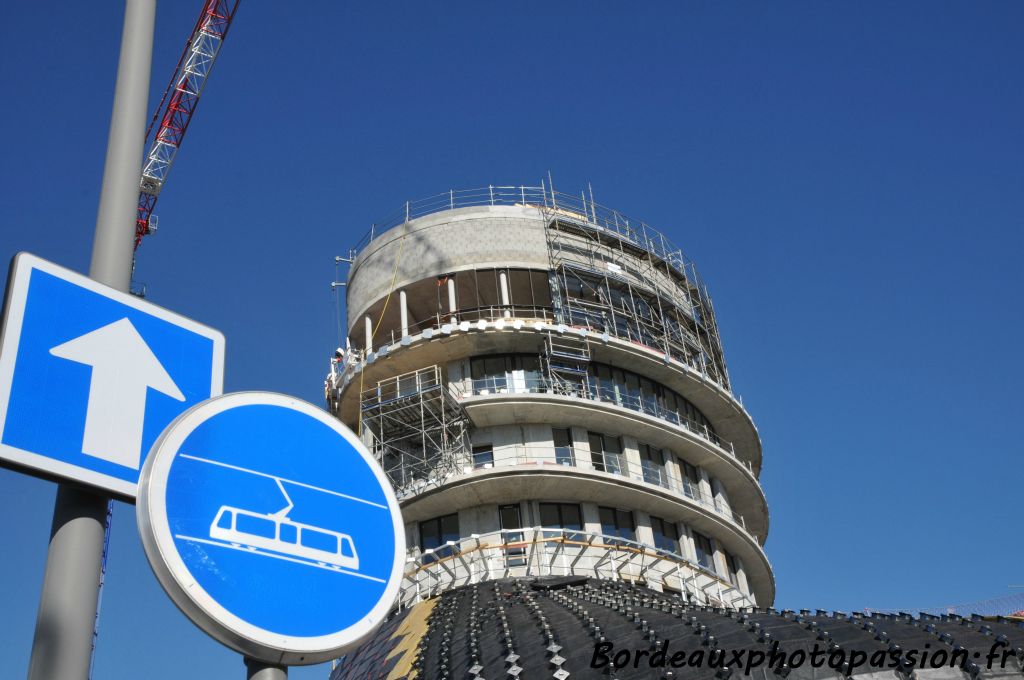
488,426,509,466
524,500,538,528
680,524,696,562
711,539,728,578
573,427,593,471
447,278,457,322
734,555,751,594
446,359,465,396
364,316,373,353
399,290,409,337
464,506,497,536
405,521,417,551
711,478,732,516
499,270,511,317
672,521,686,556
454,358,473,395
664,454,682,492
622,436,642,482
698,468,714,506
539,424,556,464
580,503,602,536
634,510,654,547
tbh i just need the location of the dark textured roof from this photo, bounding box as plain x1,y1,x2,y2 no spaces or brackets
331,578,1024,680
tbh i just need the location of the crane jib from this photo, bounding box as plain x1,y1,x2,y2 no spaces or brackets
134,0,241,252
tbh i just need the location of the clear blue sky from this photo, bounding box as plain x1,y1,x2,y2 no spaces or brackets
1,2,1021,678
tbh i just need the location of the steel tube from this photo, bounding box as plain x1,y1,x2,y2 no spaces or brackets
28,2,156,679
245,658,288,680
90,0,157,291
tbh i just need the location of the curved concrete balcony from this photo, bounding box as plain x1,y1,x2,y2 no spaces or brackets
396,443,761,538
464,373,736,460
453,379,768,541
398,527,766,611
396,465,772,602
329,312,761,472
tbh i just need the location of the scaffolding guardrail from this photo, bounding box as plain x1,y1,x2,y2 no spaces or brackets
399,526,757,611
358,365,470,494
359,365,444,408
350,185,711,298
331,307,741,425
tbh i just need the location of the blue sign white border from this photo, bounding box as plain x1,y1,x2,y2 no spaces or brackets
136,391,406,665
0,252,225,499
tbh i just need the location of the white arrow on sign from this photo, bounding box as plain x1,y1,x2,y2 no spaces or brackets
50,317,185,469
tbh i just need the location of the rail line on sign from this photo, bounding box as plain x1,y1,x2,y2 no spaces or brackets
179,453,388,509
174,534,386,583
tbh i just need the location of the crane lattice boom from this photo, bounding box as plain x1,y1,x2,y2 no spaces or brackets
135,0,240,250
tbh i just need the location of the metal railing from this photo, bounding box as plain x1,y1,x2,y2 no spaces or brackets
399,526,756,611
350,185,710,291
350,303,725,393
387,442,757,543
359,365,444,408
364,304,558,350
332,303,736,401
460,374,743,465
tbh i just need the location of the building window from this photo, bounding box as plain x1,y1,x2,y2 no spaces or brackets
471,355,509,392
649,515,678,553
420,513,460,563
680,460,702,499
590,363,619,405
472,444,493,469
582,361,717,434
499,503,526,567
470,354,543,394
467,354,719,441
588,431,624,475
598,506,635,544
553,427,575,466
638,443,668,488
693,530,716,572
539,502,583,540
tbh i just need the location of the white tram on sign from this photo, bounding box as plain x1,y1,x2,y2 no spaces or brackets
209,505,359,571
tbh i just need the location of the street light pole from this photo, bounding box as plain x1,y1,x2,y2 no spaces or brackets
27,1,156,678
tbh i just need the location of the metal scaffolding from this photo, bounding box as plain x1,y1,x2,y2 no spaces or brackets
339,184,737,497
538,182,730,389
359,366,470,497
340,184,734,393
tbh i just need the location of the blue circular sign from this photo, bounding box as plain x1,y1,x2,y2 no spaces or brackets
137,392,405,665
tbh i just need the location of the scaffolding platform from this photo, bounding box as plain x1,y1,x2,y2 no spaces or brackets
360,366,469,496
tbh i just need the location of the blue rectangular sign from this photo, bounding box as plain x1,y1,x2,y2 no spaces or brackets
0,253,225,499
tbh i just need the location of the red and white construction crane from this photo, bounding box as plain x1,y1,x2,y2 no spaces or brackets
135,0,241,252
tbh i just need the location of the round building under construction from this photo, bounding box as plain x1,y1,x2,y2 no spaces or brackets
325,184,773,675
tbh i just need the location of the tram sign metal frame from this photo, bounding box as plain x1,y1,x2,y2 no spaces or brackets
137,391,405,665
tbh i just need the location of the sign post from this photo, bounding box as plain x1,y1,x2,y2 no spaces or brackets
0,252,225,675
137,392,405,676
23,1,156,677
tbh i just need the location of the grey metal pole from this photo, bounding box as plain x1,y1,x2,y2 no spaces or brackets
27,2,156,679
27,487,109,680
90,0,156,291
245,658,288,680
